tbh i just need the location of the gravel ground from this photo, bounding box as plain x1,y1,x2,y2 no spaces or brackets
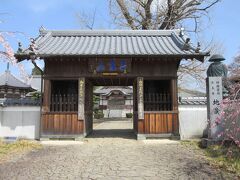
0,120,237,180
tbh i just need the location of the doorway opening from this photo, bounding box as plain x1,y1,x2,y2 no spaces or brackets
90,86,134,139
86,77,136,139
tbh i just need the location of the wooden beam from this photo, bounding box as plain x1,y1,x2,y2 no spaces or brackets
125,77,128,86
171,78,179,135
110,78,113,86
95,78,100,86
103,77,106,86
171,78,178,111
42,79,51,112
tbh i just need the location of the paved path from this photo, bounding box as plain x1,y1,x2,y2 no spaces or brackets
0,119,236,180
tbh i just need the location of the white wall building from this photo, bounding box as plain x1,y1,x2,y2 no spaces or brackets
94,86,133,118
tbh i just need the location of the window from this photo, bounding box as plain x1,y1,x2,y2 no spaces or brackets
144,80,172,111
50,80,78,112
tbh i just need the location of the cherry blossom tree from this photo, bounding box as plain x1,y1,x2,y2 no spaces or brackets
228,53,240,78
217,83,240,149
0,32,31,83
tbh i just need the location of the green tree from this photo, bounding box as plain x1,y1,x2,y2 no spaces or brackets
31,66,42,75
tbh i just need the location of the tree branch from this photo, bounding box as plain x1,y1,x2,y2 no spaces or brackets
142,0,153,29
116,0,137,29
198,0,221,11
159,0,174,29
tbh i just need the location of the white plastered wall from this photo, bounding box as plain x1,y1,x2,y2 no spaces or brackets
179,104,208,140
0,106,40,139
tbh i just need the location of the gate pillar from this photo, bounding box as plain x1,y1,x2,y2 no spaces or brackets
42,79,51,113
171,78,179,135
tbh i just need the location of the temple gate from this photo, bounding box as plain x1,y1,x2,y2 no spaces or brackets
16,29,208,140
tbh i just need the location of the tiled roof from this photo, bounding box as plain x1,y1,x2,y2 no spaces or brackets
178,88,206,97
178,97,207,105
94,86,133,96
16,29,208,60
0,70,32,89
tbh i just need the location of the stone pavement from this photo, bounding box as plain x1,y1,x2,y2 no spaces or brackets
0,119,237,180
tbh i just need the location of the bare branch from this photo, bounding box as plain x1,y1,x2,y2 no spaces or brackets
116,0,137,29
159,0,174,29
76,9,97,30
108,0,222,83
198,0,221,11
142,0,154,29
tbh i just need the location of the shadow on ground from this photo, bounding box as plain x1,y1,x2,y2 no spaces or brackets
86,129,136,139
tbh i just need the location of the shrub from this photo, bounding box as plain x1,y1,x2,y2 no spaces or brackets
94,111,104,119
27,91,42,99
126,113,133,118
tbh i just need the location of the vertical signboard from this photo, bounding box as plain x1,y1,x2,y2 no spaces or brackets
137,77,144,120
207,77,223,139
78,77,85,121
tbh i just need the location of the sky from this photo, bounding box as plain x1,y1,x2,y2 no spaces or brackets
0,0,239,81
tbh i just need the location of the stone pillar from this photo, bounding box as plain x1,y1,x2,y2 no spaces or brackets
137,77,144,120
206,77,223,139
78,77,85,121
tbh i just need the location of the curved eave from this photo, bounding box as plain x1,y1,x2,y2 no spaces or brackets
15,52,208,62
105,90,129,97
0,84,36,91
15,53,31,62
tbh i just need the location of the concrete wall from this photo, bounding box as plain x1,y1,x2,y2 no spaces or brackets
179,104,207,140
0,106,40,140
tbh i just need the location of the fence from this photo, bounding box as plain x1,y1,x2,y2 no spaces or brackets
50,94,78,112
144,93,172,111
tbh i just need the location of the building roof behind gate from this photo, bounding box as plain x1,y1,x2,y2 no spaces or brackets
0,70,33,89
16,29,209,61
